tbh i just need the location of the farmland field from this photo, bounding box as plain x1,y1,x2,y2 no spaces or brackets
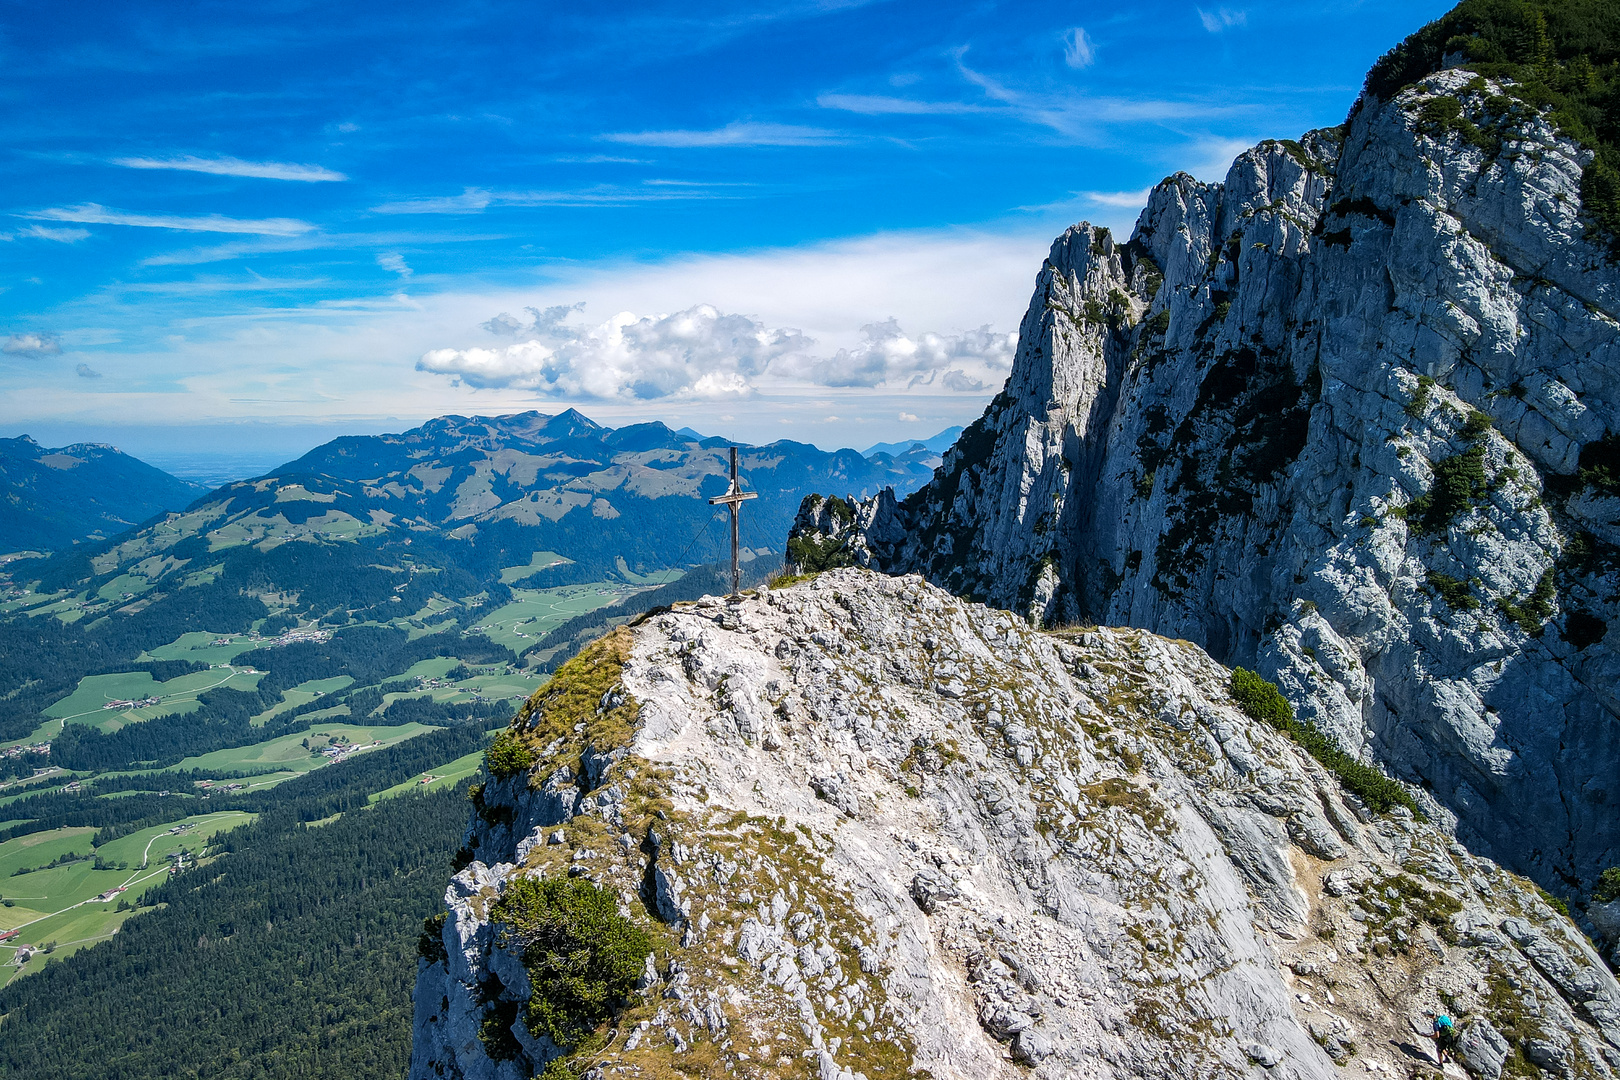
251,675,355,723
44,667,264,731
370,741,491,802
471,581,653,652
0,811,255,985
497,550,571,584
141,629,266,665
159,720,442,776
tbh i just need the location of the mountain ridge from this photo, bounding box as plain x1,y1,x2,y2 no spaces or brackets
0,434,207,554
787,5,1620,917
411,569,1620,1079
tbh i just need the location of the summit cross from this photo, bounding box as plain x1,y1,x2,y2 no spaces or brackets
708,446,757,599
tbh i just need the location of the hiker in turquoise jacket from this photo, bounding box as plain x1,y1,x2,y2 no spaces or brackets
1428,1012,1459,1065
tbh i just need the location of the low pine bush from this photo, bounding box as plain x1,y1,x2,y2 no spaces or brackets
484,730,535,778
492,876,652,1050
1230,667,1420,816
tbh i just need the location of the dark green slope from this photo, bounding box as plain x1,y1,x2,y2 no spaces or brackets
0,436,206,553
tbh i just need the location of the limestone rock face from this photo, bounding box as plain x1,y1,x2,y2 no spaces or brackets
789,71,1620,900
410,571,1618,1080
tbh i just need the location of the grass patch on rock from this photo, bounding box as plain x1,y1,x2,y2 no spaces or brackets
506,627,639,784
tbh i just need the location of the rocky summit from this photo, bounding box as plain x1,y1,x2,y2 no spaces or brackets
786,29,1620,900
410,571,1620,1080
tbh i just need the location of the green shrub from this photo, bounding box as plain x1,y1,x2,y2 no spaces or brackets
1231,667,1294,729
484,731,535,779
1575,433,1620,496
1408,446,1487,535
1230,668,1420,816
1405,374,1435,417
1495,567,1556,634
1426,570,1480,610
1415,94,1493,149
492,876,652,1050
1362,0,1620,254
786,532,853,575
1593,866,1620,903
417,912,448,964
478,997,523,1060
1461,409,1493,441
1535,885,1571,917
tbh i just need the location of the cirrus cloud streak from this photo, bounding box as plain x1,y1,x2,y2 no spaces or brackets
112,155,347,182
23,204,316,235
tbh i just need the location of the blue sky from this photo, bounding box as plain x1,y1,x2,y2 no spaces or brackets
0,0,1450,472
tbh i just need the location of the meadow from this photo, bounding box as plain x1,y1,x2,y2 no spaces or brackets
44,666,265,731
0,810,255,985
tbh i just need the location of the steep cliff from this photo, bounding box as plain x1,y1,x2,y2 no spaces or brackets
787,7,1620,902
411,571,1620,1079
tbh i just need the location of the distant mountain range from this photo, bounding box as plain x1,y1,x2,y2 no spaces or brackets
0,436,206,554
4,412,947,568
192,410,942,578
862,426,962,458
11,410,948,628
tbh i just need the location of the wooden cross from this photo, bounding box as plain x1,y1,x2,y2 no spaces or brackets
708,446,757,599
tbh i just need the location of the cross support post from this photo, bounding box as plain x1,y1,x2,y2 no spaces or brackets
708,446,757,599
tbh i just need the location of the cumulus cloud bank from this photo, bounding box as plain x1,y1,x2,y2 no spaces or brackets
781,318,1013,392
417,304,1015,400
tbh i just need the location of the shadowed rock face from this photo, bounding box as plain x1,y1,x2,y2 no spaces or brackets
410,571,1620,1080
789,70,1620,898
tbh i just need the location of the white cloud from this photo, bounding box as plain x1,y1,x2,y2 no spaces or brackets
1062,28,1095,69
4,225,1043,452
76,363,102,378
816,94,988,115
3,332,61,357
140,235,328,265
784,318,1014,391
949,55,1248,143
1083,188,1152,208
373,189,494,215
112,155,347,182
18,225,90,243
419,304,810,399
1197,7,1246,32
420,303,1016,401
25,204,315,236
601,122,841,147
370,184,737,215
552,154,647,164
377,252,412,277
898,411,919,422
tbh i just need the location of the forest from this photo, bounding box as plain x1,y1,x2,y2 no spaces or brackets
0,711,511,1079
0,784,469,1080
